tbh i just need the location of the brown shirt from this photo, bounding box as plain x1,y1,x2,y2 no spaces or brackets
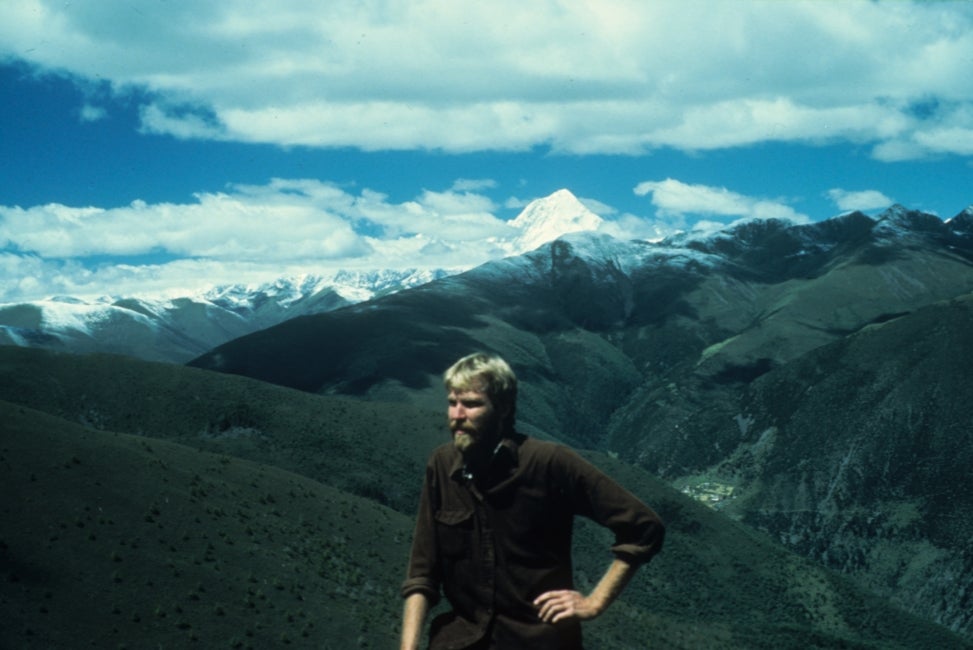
402,433,665,650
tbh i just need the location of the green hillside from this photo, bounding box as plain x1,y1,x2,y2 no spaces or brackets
2,349,971,648
0,346,443,514
1,401,409,649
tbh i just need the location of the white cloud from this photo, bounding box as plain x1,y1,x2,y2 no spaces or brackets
914,127,973,156
599,213,671,243
649,98,911,151
343,186,507,241
451,179,498,192
871,139,928,163
1,0,972,158
826,188,894,212
139,103,225,140
577,197,617,217
0,179,516,264
504,196,530,210
872,102,973,160
634,178,808,224
0,192,372,261
79,104,106,122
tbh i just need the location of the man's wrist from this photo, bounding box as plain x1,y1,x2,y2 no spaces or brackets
584,591,609,617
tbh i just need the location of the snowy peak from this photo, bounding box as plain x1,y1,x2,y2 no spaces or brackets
0,268,455,363
203,274,333,310
948,206,973,236
509,189,603,253
198,269,451,310
874,204,944,235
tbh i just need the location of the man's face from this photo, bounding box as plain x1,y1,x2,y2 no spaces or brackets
447,387,503,456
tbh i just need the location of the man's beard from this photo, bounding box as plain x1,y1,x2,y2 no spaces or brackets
451,419,497,457
453,430,476,454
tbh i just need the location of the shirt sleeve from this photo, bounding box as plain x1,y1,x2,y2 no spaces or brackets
401,461,442,604
553,446,666,565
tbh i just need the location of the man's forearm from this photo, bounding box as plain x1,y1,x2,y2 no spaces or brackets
587,557,637,614
400,592,430,650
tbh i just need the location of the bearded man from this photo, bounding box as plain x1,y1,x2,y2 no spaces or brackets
400,352,665,650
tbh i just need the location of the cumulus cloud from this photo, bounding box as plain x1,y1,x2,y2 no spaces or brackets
634,178,809,224
1,0,971,158
139,103,225,140
0,192,372,261
0,178,520,263
827,188,894,212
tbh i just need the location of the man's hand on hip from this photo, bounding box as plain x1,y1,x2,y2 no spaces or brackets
533,590,603,624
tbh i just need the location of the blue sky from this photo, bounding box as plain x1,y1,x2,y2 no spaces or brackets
1,0,972,302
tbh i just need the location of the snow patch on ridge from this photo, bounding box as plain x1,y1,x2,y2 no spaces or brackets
200,268,453,307
39,298,129,335
556,230,723,275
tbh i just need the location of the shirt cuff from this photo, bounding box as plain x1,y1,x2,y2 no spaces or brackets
401,577,441,605
611,542,661,565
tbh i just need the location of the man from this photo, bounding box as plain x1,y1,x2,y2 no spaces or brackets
400,352,665,649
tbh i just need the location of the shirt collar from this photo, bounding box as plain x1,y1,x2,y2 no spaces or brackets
449,432,523,484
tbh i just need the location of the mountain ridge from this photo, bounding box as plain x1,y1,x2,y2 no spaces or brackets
0,269,448,362
0,189,609,362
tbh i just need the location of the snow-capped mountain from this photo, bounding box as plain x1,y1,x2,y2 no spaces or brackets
0,189,606,362
7,192,971,366
508,189,604,253
201,268,452,322
0,268,454,363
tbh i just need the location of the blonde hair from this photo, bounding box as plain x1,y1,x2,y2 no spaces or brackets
444,352,518,429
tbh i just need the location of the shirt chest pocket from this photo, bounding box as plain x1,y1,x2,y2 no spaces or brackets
434,508,474,558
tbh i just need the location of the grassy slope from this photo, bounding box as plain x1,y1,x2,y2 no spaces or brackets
1,401,409,650
2,348,971,648
0,346,443,515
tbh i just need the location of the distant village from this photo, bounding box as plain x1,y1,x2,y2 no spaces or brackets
681,481,736,510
